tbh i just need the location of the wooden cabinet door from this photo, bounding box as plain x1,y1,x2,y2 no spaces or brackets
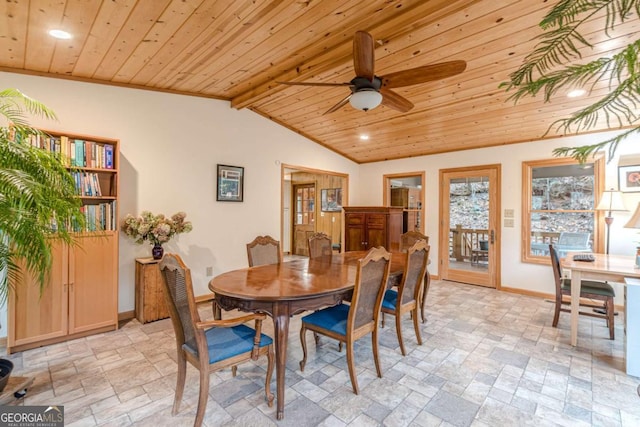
345,213,366,251
8,240,68,350
365,214,387,248
69,234,118,334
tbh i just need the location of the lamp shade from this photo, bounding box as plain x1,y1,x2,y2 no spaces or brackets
625,202,640,228
349,89,382,111
595,189,626,212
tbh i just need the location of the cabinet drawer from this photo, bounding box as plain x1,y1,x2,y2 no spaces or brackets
366,214,386,228
346,213,365,225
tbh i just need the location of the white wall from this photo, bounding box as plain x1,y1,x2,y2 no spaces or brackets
2,71,639,335
355,133,640,302
0,72,360,331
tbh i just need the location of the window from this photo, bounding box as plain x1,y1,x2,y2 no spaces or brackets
522,157,604,264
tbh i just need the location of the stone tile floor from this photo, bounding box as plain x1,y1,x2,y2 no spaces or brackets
2,280,640,426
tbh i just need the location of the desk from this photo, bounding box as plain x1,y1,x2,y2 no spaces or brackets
561,253,640,347
209,251,405,420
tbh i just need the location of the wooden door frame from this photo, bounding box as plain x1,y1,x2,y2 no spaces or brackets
382,171,425,233
438,164,501,288
281,164,349,253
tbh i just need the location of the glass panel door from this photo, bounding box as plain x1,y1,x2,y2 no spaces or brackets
440,166,500,287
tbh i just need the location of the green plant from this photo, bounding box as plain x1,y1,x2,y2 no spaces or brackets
0,88,84,302
501,0,640,162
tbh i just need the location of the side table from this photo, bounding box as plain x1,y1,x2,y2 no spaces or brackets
135,258,170,323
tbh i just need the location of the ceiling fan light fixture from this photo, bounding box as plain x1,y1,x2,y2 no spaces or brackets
349,89,382,111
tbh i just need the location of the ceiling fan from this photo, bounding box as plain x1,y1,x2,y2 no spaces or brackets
278,31,466,114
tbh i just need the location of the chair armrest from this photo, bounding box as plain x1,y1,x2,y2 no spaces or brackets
195,312,267,330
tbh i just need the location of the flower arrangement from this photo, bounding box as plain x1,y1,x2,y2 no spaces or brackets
121,211,192,246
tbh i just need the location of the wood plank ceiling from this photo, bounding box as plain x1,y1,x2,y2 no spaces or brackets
1,0,635,163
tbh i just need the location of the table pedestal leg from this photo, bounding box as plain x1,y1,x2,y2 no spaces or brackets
570,270,581,346
272,302,290,420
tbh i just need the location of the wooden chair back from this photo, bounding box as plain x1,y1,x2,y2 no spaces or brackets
307,232,332,259
246,235,282,267
400,231,428,252
349,247,391,332
399,240,430,306
159,253,201,356
549,244,563,298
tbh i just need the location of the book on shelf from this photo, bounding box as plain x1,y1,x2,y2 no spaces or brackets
105,144,113,169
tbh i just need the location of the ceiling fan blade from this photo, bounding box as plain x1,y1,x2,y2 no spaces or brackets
380,60,467,88
353,31,375,81
323,94,352,115
277,81,351,87
380,88,413,112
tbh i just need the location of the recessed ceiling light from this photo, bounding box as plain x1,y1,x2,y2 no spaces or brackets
48,29,72,40
567,89,586,98
359,134,369,140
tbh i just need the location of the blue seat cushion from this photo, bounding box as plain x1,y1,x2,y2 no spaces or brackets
301,304,349,336
183,324,273,365
561,278,615,297
382,289,398,311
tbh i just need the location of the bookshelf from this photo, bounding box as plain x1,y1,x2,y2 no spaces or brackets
8,130,119,354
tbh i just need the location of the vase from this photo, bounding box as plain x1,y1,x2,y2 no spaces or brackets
151,243,164,260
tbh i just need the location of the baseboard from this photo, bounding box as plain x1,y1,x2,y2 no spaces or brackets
195,293,215,304
118,310,135,322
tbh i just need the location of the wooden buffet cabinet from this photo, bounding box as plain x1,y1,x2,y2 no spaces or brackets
343,206,403,252
8,131,119,354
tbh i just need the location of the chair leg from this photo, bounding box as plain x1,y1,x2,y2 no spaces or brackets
345,339,359,395
412,307,422,346
381,312,385,328
421,273,430,324
195,366,209,427
212,298,221,320
265,345,275,407
231,365,237,377
395,312,406,356
299,325,308,371
552,298,561,327
607,298,615,340
372,325,382,379
173,349,187,415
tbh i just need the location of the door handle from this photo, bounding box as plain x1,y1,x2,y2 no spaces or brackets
490,230,495,244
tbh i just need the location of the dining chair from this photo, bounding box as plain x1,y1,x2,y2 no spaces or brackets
381,239,429,355
299,246,391,394
308,232,332,259
246,235,282,267
549,244,615,339
213,234,282,319
159,254,275,427
400,231,431,324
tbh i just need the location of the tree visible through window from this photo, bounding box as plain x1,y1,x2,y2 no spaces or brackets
522,157,603,264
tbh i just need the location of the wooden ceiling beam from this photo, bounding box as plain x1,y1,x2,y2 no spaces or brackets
230,0,482,110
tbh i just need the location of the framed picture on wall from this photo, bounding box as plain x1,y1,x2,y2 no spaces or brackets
619,164,640,192
217,164,244,202
321,188,342,212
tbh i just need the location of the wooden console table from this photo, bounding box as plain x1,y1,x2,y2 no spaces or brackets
135,258,170,323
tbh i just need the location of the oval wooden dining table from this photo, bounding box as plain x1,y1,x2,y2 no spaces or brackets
209,251,405,420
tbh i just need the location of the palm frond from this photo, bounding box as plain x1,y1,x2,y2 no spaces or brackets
0,88,81,301
501,0,640,162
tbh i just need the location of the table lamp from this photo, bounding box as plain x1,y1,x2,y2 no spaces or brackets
625,202,640,267
595,189,627,254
